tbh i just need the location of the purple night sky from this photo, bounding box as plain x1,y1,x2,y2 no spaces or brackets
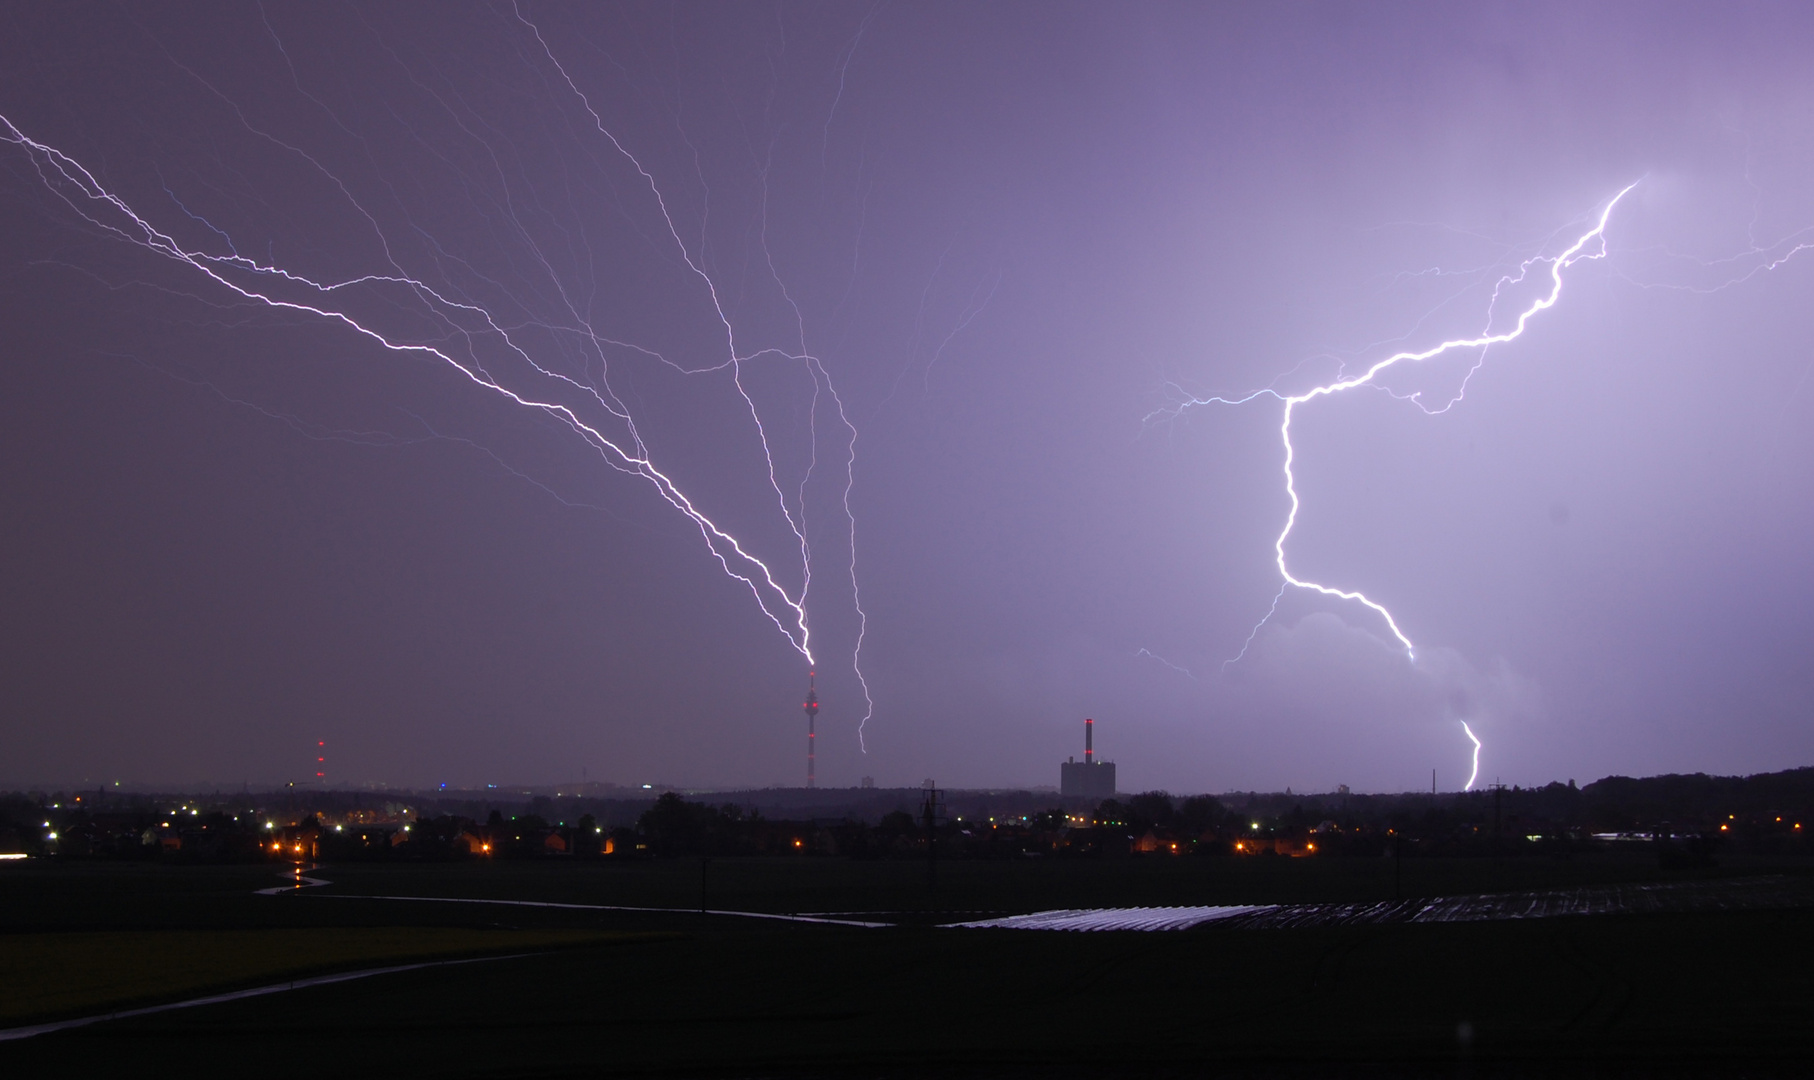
2,2,1811,793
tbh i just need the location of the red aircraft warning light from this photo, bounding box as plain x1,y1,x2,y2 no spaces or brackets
803,671,819,789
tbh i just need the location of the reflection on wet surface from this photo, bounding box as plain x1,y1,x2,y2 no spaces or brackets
948,875,1812,931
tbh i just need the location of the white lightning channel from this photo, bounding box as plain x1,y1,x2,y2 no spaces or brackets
1459,720,1482,792
0,111,821,663
1180,184,1637,660
518,3,878,716
1135,647,1197,681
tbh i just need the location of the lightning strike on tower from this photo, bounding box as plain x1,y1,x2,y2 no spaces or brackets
0,5,884,760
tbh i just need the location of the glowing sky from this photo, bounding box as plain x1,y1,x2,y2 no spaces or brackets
2,3,1811,792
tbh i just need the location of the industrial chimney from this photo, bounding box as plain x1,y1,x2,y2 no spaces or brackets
1060,717,1116,799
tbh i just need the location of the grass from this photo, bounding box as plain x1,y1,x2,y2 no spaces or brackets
6,909,1813,1077
304,847,1800,916
2,854,1811,1075
0,927,662,1026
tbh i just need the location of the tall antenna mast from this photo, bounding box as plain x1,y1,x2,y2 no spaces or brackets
803,671,819,789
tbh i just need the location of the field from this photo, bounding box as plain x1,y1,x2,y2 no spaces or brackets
2,852,1812,1076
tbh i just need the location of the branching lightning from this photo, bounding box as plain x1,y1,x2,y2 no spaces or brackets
1,109,822,659
1175,184,1638,662
0,8,879,737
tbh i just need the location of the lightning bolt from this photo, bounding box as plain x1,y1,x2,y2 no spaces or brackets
1460,720,1482,792
1135,647,1197,681
1175,184,1638,661
517,6,875,733
0,10,878,706
1,109,819,661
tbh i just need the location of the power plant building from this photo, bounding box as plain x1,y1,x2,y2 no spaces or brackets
1060,717,1116,799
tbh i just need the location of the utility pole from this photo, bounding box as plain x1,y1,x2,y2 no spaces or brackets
922,781,943,900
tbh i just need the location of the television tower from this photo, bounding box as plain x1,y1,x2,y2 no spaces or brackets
803,670,819,788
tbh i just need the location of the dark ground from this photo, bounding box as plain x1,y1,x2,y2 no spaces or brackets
3,853,1812,1077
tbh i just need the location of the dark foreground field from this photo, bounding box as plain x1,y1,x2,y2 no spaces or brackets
3,854,1812,1077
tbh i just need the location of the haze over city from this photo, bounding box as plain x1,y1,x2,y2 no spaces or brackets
4,2,1813,796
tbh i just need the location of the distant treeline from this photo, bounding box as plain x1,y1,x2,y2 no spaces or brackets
3,766,1809,862
1221,767,1814,835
